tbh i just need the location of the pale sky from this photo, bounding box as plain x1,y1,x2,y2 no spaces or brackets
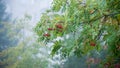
3,0,53,41
5,0,52,22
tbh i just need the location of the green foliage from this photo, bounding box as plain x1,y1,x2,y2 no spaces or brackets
52,0,67,11
35,0,120,67
51,41,62,56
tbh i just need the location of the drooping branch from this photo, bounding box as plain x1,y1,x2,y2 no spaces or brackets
89,12,120,23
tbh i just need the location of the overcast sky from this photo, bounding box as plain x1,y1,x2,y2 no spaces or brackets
4,0,52,22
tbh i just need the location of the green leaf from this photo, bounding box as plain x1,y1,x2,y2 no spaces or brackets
51,41,61,56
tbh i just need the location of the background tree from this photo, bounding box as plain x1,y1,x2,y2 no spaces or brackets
0,16,55,68
0,0,12,52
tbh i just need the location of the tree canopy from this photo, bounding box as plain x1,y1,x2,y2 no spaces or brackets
35,0,120,67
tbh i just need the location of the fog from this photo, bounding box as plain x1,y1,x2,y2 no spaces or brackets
0,0,53,50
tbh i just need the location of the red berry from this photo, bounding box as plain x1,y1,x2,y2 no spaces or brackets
114,63,120,68
90,42,96,46
43,33,50,37
55,24,63,29
48,28,55,30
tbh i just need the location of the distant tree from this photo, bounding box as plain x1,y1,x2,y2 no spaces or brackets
0,0,12,51
0,0,11,22
0,16,50,68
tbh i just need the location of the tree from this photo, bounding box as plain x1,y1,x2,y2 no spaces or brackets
35,0,120,67
0,0,12,51
0,0,11,22
0,16,52,68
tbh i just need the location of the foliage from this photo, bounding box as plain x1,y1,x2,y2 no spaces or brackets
35,0,120,67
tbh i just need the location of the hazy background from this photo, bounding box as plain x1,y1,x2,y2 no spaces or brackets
0,0,52,51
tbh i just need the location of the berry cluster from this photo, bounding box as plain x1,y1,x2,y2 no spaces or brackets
43,33,50,37
43,23,63,37
90,42,96,46
55,24,63,29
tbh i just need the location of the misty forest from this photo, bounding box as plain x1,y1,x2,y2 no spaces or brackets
0,0,120,68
